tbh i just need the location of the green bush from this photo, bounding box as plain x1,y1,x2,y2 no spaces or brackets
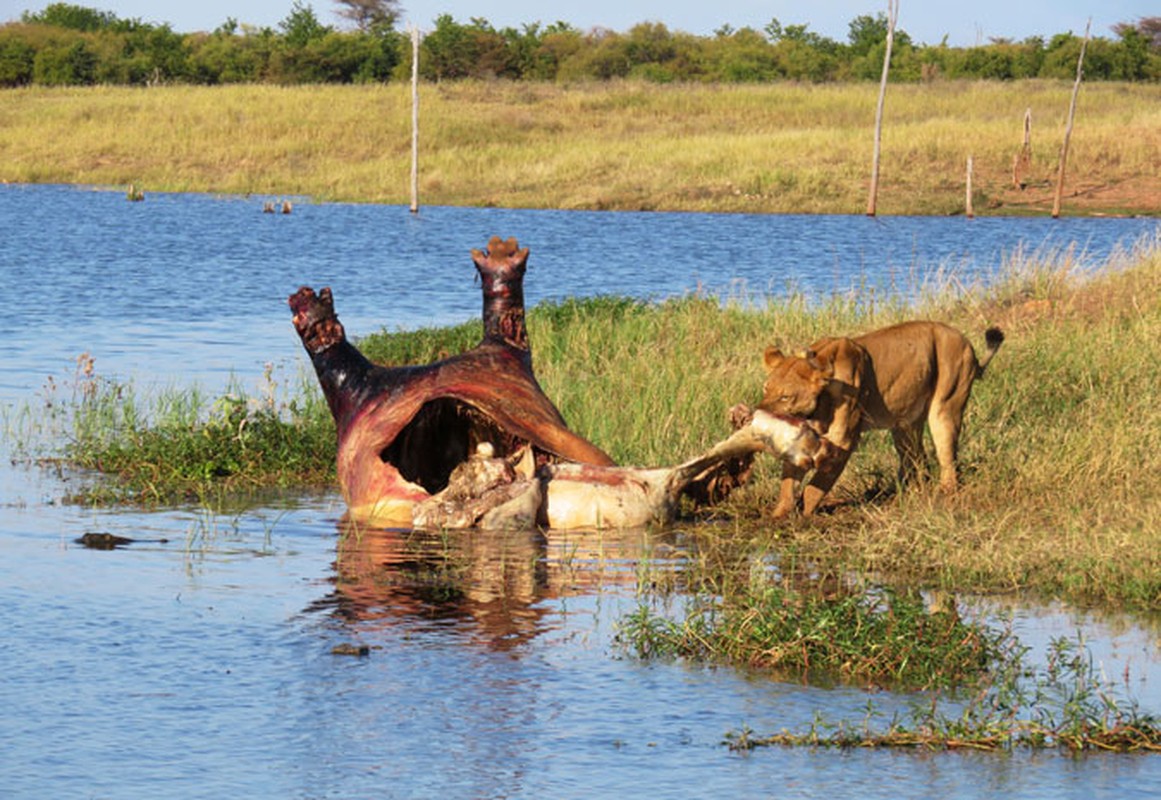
33,38,97,85
0,32,35,86
1,4,1157,85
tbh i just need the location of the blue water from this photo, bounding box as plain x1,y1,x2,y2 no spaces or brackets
2,183,1156,399
1,185,1160,799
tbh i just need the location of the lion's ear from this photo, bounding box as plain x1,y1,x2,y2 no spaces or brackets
763,346,784,370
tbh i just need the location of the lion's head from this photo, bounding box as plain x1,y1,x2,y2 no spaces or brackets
758,345,835,417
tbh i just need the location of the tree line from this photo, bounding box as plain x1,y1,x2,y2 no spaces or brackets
1,2,1158,87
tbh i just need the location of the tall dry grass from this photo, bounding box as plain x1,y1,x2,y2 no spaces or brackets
826,237,1161,606
522,236,1161,607
358,234,1161,607
1,81,1158,215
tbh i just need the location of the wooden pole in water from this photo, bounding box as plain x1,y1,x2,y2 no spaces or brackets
409,25,421,214
965,155,974,218
1052,19,1090,219
866,0,899,217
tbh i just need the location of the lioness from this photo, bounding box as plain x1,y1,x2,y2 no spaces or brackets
759,321,1004,517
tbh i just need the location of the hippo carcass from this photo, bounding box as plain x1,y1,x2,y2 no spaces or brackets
413,405,828,530
290,236,826,529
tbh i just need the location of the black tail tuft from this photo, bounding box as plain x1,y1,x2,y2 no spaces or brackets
976,326,1005,376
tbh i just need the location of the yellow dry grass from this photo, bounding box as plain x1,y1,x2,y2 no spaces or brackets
1,80,1158,215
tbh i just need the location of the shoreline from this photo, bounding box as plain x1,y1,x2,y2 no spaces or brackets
4,178,1157,220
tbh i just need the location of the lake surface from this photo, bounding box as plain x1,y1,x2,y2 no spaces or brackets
3,183,1157,399
2,185,1160,798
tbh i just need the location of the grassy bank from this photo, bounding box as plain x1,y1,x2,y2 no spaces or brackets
31,236,1161,611
534,237,1161,610
1,81,1158,216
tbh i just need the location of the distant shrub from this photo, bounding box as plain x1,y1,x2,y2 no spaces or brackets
0,6,1157,85
33,38,97,85
0,31,36,86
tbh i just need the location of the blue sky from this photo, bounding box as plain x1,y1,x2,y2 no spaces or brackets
0,0,1151,46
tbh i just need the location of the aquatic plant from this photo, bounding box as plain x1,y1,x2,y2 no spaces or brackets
725,635,1161,753
617,584,1009,690
56,361,336,504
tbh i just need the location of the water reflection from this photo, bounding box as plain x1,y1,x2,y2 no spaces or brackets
328,524,550,649
325,521,682,651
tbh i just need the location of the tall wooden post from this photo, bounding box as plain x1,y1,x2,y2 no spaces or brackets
1012,107,1032,189
409,25,421,214
1052,19,1090,219
965,155,974,219
866,0,899,217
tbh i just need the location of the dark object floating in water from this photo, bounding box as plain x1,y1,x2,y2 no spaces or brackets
75,532,170,549
332,643,371,657
77,532,134,550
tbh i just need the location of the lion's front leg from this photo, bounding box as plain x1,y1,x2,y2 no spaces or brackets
772,461,808,519
800,450,851,516
800,434,856,517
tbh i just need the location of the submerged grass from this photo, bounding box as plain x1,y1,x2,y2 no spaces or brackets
618,585,1006,690
618,570,1161,752
726,635,1161,753
14,235,1161,611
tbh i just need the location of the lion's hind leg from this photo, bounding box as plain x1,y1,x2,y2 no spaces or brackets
927,396,967,493
890,421,928,486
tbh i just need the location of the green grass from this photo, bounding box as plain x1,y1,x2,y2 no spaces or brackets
615,560,1161,751
45,363,336,505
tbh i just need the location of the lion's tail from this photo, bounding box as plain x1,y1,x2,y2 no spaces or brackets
976,326,1005,377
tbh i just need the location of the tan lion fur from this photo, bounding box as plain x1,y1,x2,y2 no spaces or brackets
759,321,1004,517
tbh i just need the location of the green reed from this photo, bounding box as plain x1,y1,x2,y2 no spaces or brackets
48,361,336,505
725,635,1161,753
617,583,1007,690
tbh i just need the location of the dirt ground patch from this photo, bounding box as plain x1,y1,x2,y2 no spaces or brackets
992,175,1160,217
